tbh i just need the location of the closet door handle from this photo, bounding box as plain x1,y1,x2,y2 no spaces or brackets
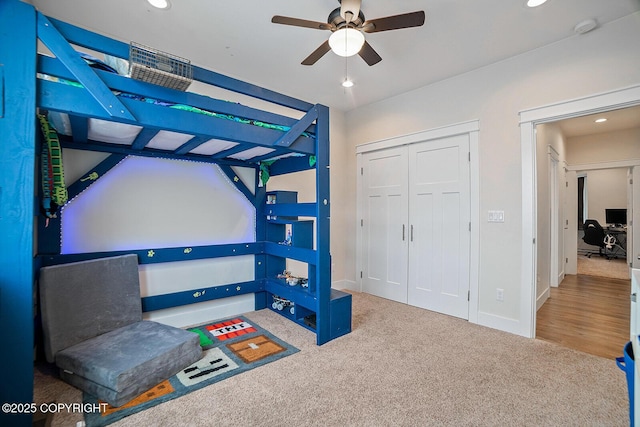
402,224,405,241
411,225,414,242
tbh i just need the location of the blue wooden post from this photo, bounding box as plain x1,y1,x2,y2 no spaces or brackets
0,1,37,426
255,168,268,310
315,104,331,344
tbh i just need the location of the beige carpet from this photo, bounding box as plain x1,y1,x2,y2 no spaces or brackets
578,255,629,280
34,291,629,426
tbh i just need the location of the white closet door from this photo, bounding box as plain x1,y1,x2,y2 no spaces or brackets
407,134,470,319
361,147,409,303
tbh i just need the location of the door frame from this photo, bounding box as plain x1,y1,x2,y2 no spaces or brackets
356,120,480,324
520,84,640,338
548,145,562,287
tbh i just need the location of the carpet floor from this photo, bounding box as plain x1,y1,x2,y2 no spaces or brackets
82,316,298,426
577,254,629,280
34,291,629,426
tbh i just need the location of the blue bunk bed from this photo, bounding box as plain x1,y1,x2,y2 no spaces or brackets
0,2,350,421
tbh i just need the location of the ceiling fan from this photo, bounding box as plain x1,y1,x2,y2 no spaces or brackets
271,0,425,66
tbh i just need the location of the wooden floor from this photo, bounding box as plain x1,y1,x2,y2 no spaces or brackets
536,273,630,360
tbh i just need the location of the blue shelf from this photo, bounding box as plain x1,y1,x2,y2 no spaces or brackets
265,284,352,340
265,278,316,310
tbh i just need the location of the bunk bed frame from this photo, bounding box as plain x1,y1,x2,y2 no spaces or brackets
0,2,350,417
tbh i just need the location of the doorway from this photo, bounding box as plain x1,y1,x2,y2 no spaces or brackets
575,166,631,277
534,112,639,357
519,84,640,339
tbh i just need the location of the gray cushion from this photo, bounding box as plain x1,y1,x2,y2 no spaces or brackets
57,320,202,407
39,254,142,363
38,254,204,407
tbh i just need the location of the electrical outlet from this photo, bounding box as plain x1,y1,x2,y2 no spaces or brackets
496,288,504,302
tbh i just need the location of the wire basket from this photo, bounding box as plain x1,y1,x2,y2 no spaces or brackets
129,42,193,91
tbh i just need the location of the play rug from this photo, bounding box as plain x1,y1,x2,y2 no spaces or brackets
83,316,299,426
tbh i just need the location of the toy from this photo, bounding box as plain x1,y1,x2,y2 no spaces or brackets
271,295,295,315
276,270,309,288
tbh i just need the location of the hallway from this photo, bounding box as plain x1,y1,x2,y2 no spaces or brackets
536,269,630,359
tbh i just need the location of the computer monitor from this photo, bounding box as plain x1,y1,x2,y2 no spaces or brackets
605,208,627,226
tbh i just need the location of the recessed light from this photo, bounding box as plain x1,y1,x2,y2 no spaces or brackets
526,0,548,7
595,118,607,123
147,0,170,10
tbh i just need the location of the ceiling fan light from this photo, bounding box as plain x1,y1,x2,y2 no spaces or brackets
329,28,365,57
342,79,354,88
147,0,171,9
526,0,547,7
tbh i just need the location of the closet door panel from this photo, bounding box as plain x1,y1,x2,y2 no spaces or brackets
441,192,463,296
408,135,470,319
408,190,436,302
361,148,408,303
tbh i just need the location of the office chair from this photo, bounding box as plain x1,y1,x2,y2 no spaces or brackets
604,230,627,259
582,219,608,259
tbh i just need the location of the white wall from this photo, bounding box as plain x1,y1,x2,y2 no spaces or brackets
61,157,256,253
60,154,259,326
583,168,628,225
566,128,640,166
340,12,640,334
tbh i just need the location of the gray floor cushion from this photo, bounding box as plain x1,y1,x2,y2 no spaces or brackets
57,320,202,407
39,255,203,407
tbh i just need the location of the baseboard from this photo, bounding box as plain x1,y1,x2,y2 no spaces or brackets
536,287,550,311
143,294,255,328
147,280,360,328
477,311,526,337
333,279,358,292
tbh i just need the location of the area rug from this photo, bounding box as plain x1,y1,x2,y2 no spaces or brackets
577,255,629,280
83,316,299,426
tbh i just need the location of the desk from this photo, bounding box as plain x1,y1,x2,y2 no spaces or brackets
606,226,627,258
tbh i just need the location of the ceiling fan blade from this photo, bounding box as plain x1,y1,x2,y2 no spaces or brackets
340,0,361,23
362,11,425,33
301,41,332,66
272,15,333,31
358,40,382,66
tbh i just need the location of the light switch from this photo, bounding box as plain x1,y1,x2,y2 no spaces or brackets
488,210,505,223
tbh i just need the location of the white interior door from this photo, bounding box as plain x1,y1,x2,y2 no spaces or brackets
407,135,470,319
361,147,408,303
